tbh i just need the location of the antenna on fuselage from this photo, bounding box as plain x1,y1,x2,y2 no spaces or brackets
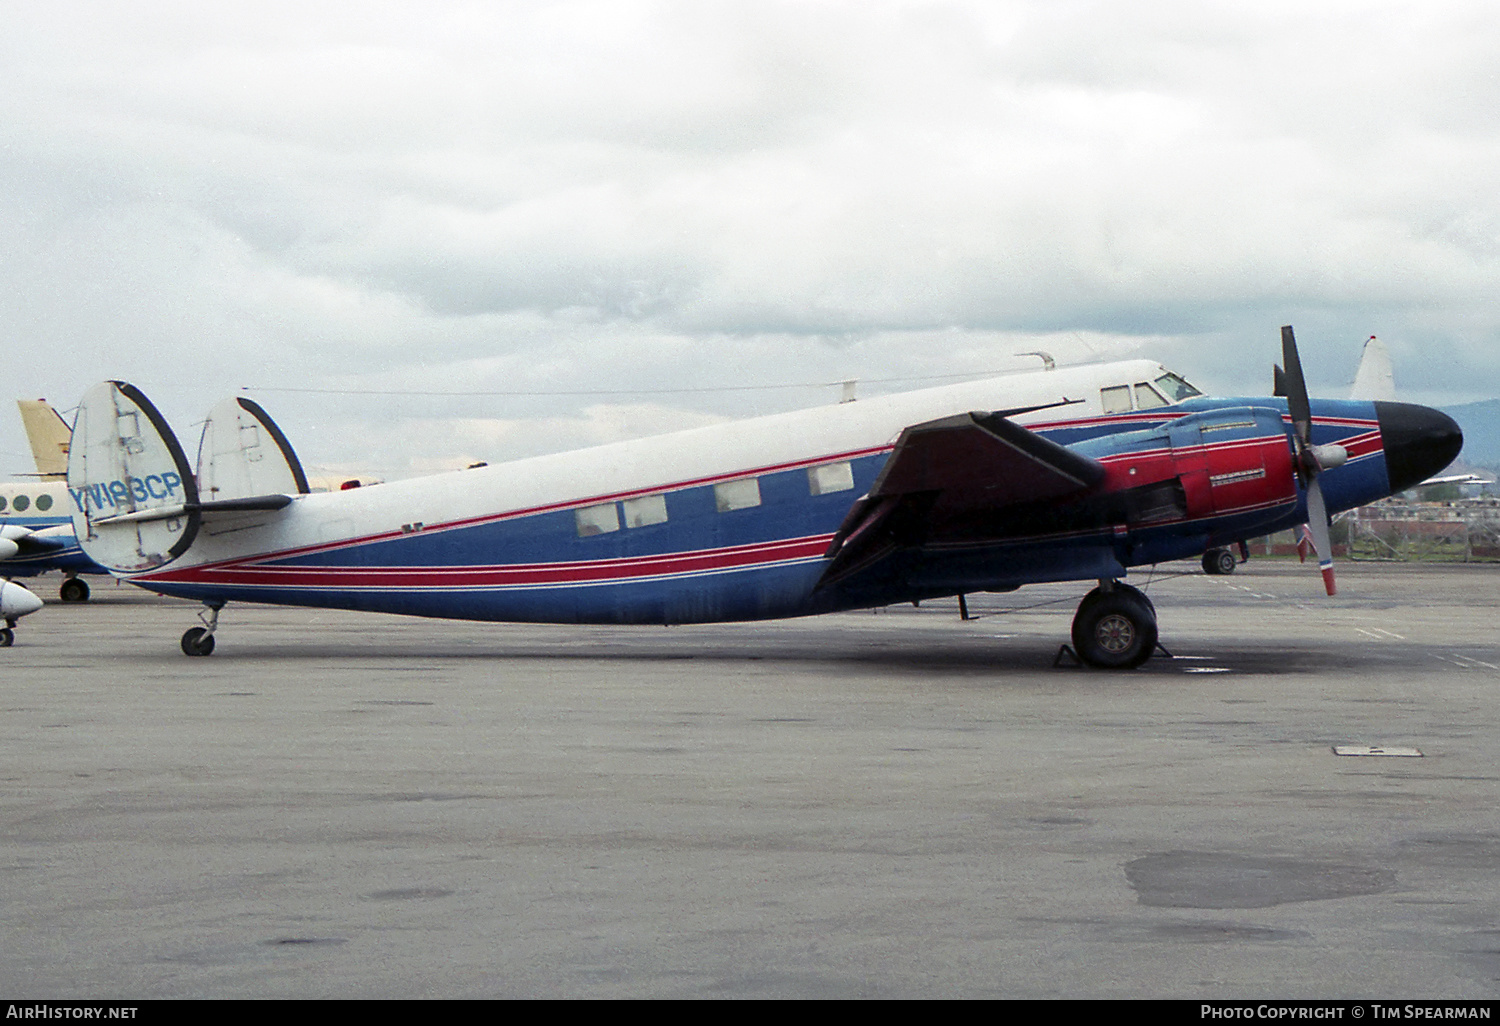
1016,351,1056,371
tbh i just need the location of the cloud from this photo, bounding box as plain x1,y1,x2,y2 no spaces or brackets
3,1,1500,478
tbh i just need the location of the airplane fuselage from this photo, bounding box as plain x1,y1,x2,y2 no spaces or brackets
117,360,1399,624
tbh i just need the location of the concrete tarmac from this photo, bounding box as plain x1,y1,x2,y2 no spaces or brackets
2,561,1498,998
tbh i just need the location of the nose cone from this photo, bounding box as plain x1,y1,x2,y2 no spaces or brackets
1,580,45,619
1375,401,1464,494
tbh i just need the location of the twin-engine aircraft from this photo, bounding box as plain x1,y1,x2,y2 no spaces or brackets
1,399,110,603
61,328,1461,667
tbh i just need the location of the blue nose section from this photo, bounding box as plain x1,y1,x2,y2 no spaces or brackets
1375,401,1463,493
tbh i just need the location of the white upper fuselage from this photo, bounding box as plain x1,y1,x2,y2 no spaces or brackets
165,359,1180,572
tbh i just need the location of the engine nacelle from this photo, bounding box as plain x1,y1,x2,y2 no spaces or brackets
0,579,44,620
1081,407,1299,524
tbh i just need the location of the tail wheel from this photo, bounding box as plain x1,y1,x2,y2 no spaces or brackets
181,627,216,657
1072,587,1158,669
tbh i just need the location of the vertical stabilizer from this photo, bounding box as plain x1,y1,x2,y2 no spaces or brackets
197,396,310,502
1349,336,1396,402
67,381,200,572
16,400,72,479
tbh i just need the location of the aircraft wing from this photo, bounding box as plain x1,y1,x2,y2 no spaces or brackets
821,412,1105,585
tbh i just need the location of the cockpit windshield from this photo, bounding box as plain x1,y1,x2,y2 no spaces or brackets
1153,372,1202,402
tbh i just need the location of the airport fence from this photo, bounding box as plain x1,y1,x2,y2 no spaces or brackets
1340,503,1500,562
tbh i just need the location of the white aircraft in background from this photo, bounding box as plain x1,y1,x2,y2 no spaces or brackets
1,400,110,602
63,327,1460,667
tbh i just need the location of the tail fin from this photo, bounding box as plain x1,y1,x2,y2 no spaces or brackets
197,396,310,502
16,399,72,479
67,381,200,572
1350,335,1396,402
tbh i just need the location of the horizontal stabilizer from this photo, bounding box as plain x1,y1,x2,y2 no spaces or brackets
91,493,295,527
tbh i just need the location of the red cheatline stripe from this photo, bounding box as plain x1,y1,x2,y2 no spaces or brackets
139,534,835,589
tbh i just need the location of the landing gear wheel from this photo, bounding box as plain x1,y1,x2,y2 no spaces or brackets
1072,587,1158,669
0,628,12,647
1202,547,1237,575
181,627,216,657
59,578,90,603
1080,582,1155,617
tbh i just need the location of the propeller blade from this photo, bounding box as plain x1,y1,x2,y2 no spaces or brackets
1295,524,1312,563
1305,480,1337,596
1281,325,1313,447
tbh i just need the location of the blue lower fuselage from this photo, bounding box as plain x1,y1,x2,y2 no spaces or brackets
131,397,1396,624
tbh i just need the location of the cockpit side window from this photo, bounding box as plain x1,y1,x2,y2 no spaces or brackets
1153,372,1202,402
1134,382,1169,410
1101,385,1132,414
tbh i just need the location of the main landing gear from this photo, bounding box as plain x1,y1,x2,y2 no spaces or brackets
59,576,90,603
181,602,223,657
1070,581,1158,669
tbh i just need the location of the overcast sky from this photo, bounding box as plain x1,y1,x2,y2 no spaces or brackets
3,0,1498,479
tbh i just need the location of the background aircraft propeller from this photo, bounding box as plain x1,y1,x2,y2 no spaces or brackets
1280,325,1339,596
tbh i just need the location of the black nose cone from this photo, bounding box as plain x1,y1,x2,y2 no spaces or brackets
1375,401,1464,494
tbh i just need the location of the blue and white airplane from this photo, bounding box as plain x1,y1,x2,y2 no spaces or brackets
1,400,110,602
62,327,1461,667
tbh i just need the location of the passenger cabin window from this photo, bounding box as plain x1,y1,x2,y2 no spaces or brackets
808,462,854,496
714,478,761,512
1154,372,1202,401
1101,385,1132,414
1134,382,1169,410
36,494,52,511
575,502,620,537
622,494,668,528
12,494,30,512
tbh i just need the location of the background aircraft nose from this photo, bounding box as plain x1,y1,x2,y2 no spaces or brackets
1,580,45,619
1374,401,1464,494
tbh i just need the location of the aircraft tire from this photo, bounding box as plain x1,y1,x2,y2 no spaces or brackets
1080,582,1155,617
181,627,215,657
1202,548,1236,575
60,578,90,603
1072,589,1157,670
0,628,12,647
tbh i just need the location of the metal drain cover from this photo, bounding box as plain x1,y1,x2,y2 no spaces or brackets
1332,744,1422,757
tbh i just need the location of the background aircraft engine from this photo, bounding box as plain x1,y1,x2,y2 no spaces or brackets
1,579,44,620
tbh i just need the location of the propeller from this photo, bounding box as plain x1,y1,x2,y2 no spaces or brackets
1280,325,1340,596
